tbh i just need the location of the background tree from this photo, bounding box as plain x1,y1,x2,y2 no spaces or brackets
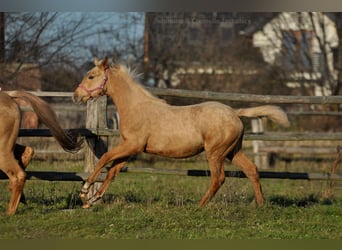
0,12,144,91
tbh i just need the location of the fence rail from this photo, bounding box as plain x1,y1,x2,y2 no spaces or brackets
18,128,342,141
146,87,342,104
21,89,342,104
1,169,342,182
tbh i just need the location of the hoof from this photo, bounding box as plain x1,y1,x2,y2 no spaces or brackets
5,210,15,216
21,146,34,168
79,192,87,199
80,186,89,194
79,192,89,206
82,203,92,209
88,194,102,204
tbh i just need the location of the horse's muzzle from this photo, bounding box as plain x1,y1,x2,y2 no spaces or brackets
72,92,86,104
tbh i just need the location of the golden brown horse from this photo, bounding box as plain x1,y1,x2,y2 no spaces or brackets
0,91,82,215
73,57,290,208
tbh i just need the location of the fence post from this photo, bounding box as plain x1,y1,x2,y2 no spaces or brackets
84,96,108,202
251,118,269,169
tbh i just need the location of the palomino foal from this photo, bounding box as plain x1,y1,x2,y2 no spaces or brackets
73,57,290,208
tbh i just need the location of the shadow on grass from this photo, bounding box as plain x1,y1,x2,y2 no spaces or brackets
20,191,84,211
269,194,334,207
103,191,197,207
103,191,144,204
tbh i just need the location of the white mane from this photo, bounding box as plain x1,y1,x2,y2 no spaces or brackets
110,63,143,82
111,63,164,103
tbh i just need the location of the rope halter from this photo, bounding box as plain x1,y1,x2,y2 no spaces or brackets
78,68,109,97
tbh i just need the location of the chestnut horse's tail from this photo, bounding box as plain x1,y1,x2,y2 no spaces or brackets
235,105,290,127
8,91,83,153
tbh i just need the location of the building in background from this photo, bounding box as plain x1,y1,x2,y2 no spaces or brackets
144,12,277,94
144,12,341,97
252,12,339,96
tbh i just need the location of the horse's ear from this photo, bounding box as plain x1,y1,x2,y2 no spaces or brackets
94,57,108,69
100,57,108,69
94,57,100,66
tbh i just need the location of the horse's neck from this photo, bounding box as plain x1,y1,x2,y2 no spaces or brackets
107,75,150,115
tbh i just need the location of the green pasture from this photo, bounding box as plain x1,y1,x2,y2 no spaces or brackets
0,159,341,239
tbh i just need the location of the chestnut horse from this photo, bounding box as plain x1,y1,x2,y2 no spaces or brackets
0,91,82,215
73,57,290,208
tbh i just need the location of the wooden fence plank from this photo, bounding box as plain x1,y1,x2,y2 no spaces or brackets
146,87,342,104
245,132,342,141
1,169,342,181
7,89,342,104
259,146,338,155
18,128,342,141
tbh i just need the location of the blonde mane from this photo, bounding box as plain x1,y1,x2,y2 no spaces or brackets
111,64,165,103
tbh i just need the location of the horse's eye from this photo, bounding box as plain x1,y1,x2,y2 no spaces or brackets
88,75,95,80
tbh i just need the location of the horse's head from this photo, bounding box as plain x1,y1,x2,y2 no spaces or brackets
73,57,109,104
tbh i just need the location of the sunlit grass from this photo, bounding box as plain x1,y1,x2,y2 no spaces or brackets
0,159,341,239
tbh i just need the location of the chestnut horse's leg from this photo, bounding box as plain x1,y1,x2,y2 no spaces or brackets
230,150,264,205
1,157,27,215
14,144,34,169
1,145,31,215
199,157,226,206
13,144,34,205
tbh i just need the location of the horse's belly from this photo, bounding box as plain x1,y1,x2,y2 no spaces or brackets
145,135,204,158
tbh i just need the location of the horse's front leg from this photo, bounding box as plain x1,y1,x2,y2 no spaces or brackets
80,142,139,208
79,155,107,204
83,160,127,208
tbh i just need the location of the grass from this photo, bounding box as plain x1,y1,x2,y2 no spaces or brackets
0,159,341,239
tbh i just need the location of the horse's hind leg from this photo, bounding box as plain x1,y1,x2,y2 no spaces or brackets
13,144,34,205
230,150,264,205
199,157,226,206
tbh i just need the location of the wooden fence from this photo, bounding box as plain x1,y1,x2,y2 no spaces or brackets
1,89,342,184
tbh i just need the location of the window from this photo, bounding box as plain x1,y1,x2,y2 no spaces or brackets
282,30,312,71
221,27,233,43
332,47,339,70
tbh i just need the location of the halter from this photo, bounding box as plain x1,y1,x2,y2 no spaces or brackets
78,68,109,97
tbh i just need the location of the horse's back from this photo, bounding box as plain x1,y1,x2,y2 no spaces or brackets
141,100,243,136
141,101,243,158
173,101,243,131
